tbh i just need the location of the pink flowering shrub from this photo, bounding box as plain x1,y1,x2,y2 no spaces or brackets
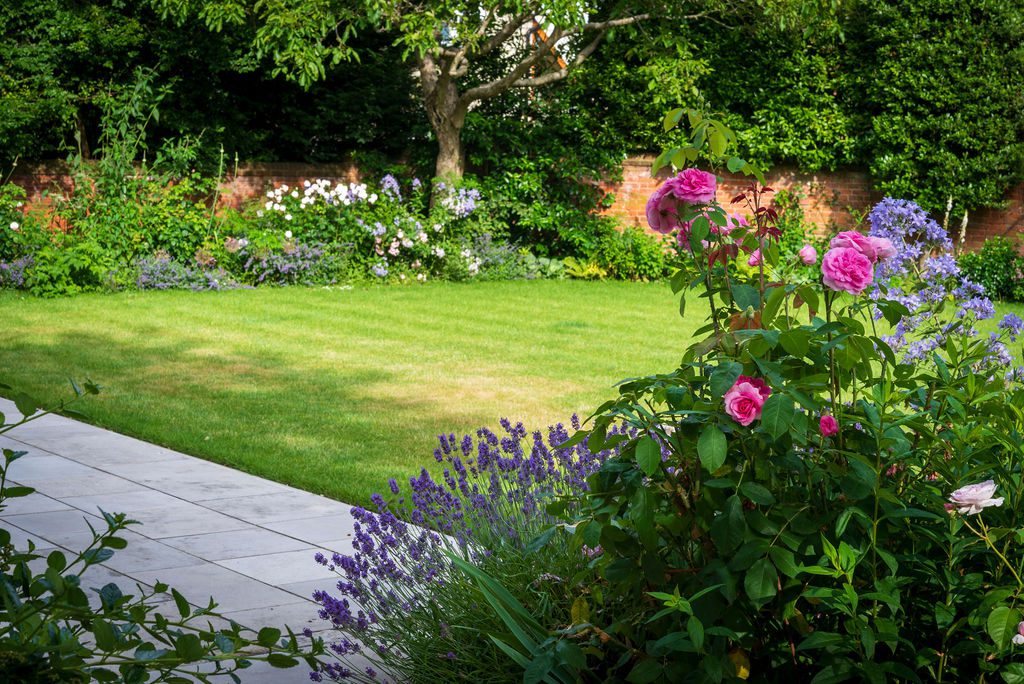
510,111,1024,683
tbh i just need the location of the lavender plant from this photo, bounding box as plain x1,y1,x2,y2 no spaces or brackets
309,417,632,682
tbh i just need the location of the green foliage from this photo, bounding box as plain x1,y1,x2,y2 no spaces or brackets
852,0,1024,213
593,227,669,281
959,237,1024,302
496,115,1024,682
0,382,325,681
26,240,112,297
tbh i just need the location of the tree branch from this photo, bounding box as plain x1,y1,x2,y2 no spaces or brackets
511,29,606,89
478,12,533,56
576,13,652,32
459,25,565,104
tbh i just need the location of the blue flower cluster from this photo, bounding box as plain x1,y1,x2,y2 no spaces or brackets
868,197,1022,376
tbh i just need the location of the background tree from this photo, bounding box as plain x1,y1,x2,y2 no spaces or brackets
150,0,707,180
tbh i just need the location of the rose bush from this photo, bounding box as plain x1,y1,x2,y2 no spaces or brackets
499,111,1024,683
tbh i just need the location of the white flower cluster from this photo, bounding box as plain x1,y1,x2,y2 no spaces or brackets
262,180,378,215
461,248,481,276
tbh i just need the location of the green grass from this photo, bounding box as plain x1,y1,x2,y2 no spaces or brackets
3,282,1021,507
0,282,702,505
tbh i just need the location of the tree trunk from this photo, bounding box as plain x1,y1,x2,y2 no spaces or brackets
419,54,467,181
433,118,464,180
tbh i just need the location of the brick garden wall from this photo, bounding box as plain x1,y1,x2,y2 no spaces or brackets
10,158,1024,252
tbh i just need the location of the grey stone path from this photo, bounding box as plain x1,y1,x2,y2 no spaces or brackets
0,397,355,682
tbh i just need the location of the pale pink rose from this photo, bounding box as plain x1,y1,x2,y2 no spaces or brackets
819,415,838,437
798,244,817,265
870,237,896,261
645,183,680,234
724,376,770,426
1014,621,1024,646
747,248,762,267
821,247,874,295
948,480,1004,515
830,231,878,262
665,168,717,205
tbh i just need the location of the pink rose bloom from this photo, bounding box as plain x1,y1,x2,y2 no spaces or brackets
665,168,717,205
870,237,896,261
736,375,771,400
948,480,1004,515
821,247,874,295
1014,621,1024,646
819,414,838,437
724,376,770,426
798,244,817,265
747,248,762,267
830,231,878,262
645,184,681,234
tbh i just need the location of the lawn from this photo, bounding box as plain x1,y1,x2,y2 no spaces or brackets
3,281,1021,507
0,281,700,505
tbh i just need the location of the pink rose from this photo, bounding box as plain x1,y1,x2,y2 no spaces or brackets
724,376,771,426
665,168,717,205
736,375,771,400
821,247,874,295
747,248,762,267
819,415,838,437
870,237,896,261
645,184,680,234
830,231,878,262
798,244,817,265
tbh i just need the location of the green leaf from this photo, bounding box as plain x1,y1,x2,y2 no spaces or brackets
174,633,204,662
172,588,191,618
663,108,684,132
711,495,746,554
4,486,35,498
687,616,705,652
709,362,743,399
257,627,282,647
627,659,664,684
46,550,67,572
760,394,795,438
266,653,299,669
779,330,810,359
697,425,727,472
1001,663,1024,684
726,157,745,173
731,284,760,310
768,547,800,578
988,605,1022,651
635,436,661,476
93,619,117,651
739,482,775,506
744,558,778,605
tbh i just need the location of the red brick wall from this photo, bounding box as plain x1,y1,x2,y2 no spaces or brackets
601,157,1024,252
10,159,1024,252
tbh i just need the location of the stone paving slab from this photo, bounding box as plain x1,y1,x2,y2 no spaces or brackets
0,397,357,682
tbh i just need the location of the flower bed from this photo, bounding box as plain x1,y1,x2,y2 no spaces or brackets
308,113,1024,682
